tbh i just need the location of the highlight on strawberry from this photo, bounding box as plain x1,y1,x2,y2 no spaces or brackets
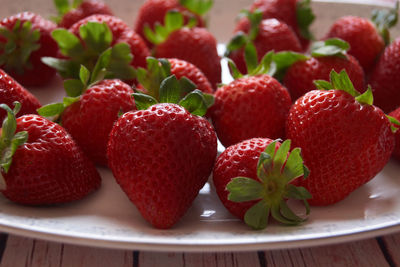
213,138,311,230
0,101,101,205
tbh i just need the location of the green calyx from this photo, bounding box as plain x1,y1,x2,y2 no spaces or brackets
311,38,350,59
226,140,311,230
371,2,399,45
0,20,41,74
52,0,83,23
133,75,214,117
0,102,28,187
296,0,316,40
225,9,263,56
144,10,197,45
42,21,135,81
179,0,213,16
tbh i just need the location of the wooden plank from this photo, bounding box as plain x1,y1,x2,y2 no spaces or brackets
380,233,400,266
139,251,260,267
261,239,390,267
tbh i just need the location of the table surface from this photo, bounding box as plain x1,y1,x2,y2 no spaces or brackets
1,0,400,266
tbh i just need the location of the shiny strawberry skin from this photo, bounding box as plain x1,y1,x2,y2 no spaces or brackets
0,69,41,122
250,0,309,49
155,27,221,89
286,90,394,205
134,0,204,48
168,58,213,93
107,103,217,229
230,18,302,74
389,107,400,161
326,16,385,74
69,15,150,69
369,38,400,113
0,12,58,86
211,74,291,147
62,79,135,166
283,55,365,101
2,115,101,205
59,0,113,29
213,138,277,220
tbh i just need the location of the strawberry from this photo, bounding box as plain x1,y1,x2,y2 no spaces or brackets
145,11,221,89
226,10,302,74
54,0,113,29
389,107,400,161
0,102,101,205
211,49,291,147
286,70,395,205
134,0,212,47
249,0,315,50
325,4,398,74
369,37,400,113
213,138,311,229
42,15,149,83
107,75,217,229
0,69,41,122
136,57,213,96
0,12,58,86
283,38,365,101
38,65,135,166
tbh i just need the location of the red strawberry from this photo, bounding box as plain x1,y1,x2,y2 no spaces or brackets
55,0,113,29
134,0,211,47
0,102,101,205
283,39,365,101
213,138,311,229
389,107,400,161
249,0,315,50
211,50,291,147
369,37,400,113
286,70,395,205
0,12,58,86
145,11,221,89
0,69,41,122
38,69,135,166
107,76,217,228
226,9,302,74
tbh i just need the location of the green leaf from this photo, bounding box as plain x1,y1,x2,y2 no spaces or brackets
178,89,210,116
178,77,197,95
355,86,373,105
144,11,184,45
51,29,84,58
330,69,360,97
243,200,270,230
79,22,112,54
256,141,277,182
244,42,258,73
225,32,247,55
41,57,80,78
387,115,400,134
179,0,213,15
371,2,398,45
165,10,184,33
132,92,158,110
283,147,306,182
226,177,264,202
79,65,90,86
202,93,215,109
37,103,65,117
314,80,333,90
285,184,312,200
54,0,71,15
296,0,315,40
251,51,276,76
90,48,112,84
63,79,84,97
107,43,136,80
0,104,16,141
272,51,309,81
280,200,305,222
227,58,243,80
63,96,80,106
311,38,350,58
270,205,299,225
273,139,291,172
246,9,263,41
159,75,182,104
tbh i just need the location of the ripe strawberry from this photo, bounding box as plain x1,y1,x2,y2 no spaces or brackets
211,50,291,147
283,38,365,101
134,0,211,47
43,15,149,83
145,11,221,89
369,37,400,113
226,10,302,74
54,0,113,29
249,0,315,50
0,69,41,122
0,102,101,205
107,76,217,229
0,12,58,86
213,138,311,229
389,107,400,161
38,66,135,166
286,70,395,205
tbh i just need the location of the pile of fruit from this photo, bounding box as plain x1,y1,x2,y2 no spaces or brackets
0,0,399,230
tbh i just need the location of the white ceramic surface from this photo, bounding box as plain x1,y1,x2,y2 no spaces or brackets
0,0,400,252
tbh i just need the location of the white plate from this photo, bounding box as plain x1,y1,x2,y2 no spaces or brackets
0,0,400,252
